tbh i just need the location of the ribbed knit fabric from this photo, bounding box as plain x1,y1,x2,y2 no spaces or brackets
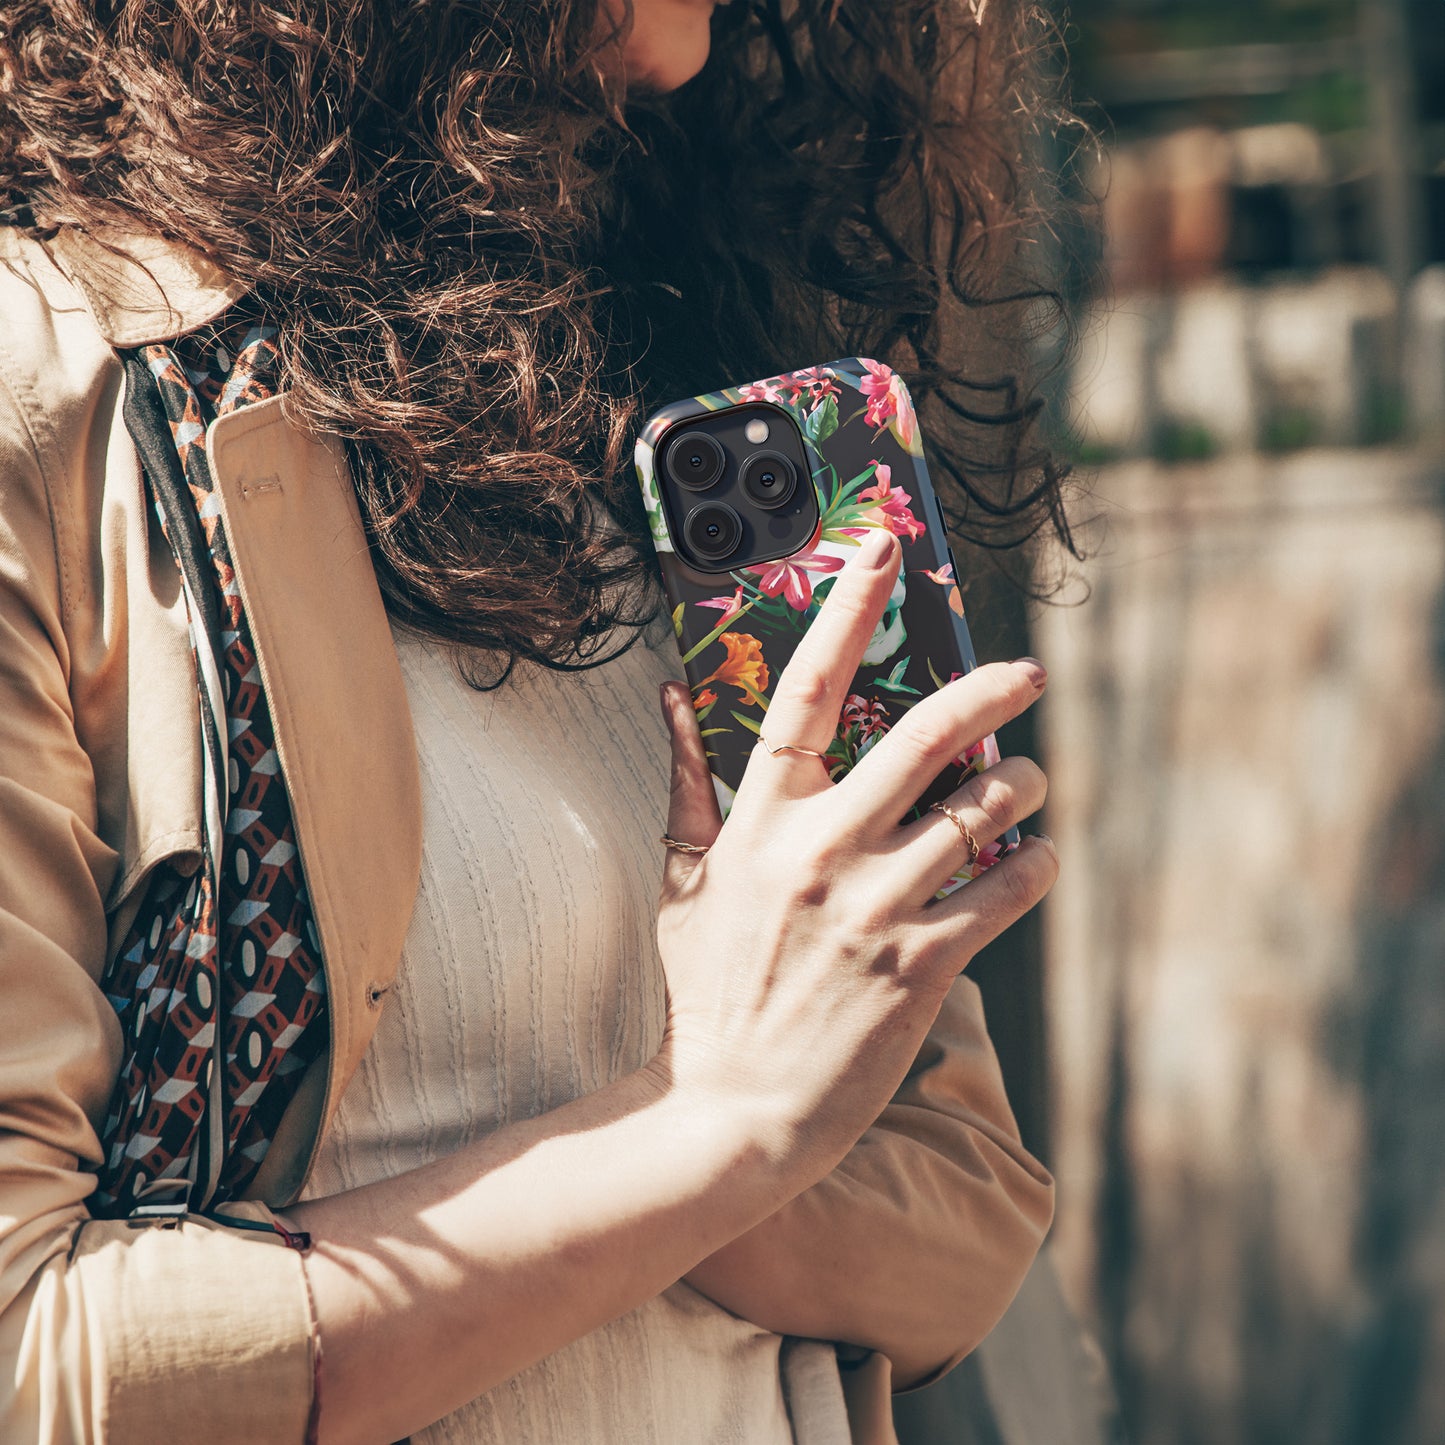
299,616,849,1444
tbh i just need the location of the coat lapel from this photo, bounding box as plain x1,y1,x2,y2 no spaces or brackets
47,226,248,346
206,395,422,1202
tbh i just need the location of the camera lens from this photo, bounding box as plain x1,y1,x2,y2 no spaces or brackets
684,503,744,564
667,430,726,492
740,451,798,510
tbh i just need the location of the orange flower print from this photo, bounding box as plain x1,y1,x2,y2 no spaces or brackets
700,632,770,705
693,688,718,712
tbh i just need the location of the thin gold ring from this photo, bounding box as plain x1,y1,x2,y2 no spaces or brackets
759,736,828,762
660,833,711,856
929,800,981,867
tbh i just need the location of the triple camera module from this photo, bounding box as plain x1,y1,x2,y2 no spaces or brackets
657,405,820,573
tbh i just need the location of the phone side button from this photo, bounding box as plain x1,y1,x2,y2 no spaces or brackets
932,494,955,547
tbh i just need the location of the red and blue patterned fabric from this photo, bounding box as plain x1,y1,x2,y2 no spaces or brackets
91,325,329,1218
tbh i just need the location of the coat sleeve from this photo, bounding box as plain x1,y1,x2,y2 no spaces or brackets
0,361,317,1443
686,973,1055,1389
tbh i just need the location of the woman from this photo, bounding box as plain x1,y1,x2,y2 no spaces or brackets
0,2,1070,1441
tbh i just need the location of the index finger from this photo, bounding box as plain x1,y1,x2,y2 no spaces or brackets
760,528,900,760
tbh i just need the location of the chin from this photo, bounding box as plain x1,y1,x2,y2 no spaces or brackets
626,12,715,93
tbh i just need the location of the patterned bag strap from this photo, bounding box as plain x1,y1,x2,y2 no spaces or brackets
91,330,329,1220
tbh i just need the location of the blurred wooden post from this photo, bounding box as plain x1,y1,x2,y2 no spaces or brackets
1361,0,1424,301
1361,0,1424,437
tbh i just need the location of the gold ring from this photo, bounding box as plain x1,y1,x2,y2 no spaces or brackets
929,801,980,867
759,736,827,761
660,833,710,855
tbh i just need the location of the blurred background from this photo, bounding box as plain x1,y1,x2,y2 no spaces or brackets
900,3,1445,1443
1047,0,1444,1441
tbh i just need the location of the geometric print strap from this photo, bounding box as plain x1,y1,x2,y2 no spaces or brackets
92,322,328,1219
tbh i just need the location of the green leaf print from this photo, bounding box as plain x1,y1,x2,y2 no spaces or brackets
804,392,838,444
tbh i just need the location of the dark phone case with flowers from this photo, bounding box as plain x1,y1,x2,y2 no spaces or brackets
636,357,1018,889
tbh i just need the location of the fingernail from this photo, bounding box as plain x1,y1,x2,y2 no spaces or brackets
658,683,677,733
859,529,895,568
1013,657,1047,688
1031,832,1056,852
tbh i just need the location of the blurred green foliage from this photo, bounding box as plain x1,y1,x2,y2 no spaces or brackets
1151,420,1220,464
1258,407,1319,452
1066,0,1369,134
1068,0,1357,56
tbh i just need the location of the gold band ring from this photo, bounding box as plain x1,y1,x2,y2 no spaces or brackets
929,800,981,867
660,833,711,856
759,736,828,762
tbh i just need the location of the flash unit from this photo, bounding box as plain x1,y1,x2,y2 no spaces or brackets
744,418,770,445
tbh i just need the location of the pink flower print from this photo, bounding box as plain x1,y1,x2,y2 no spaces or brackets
859,359,919,450
858,463,926,542
889,378,919,450
957,733,1003,777
739,379,784,404
840,693,891,740
697,585,746,624
752,549,845,611
859,359,898,428
783,366,840,404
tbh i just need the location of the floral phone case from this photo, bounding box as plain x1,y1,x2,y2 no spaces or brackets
636,358,1018,887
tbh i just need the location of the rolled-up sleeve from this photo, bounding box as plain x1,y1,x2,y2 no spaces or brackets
0,365,317,1443
3,1203,315,1443
686,970,1055,1392
795,974,1055,1385
835,973,1056,1386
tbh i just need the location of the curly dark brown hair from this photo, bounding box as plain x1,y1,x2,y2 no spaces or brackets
0,0,1079,681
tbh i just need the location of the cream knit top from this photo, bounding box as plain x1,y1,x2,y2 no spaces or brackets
298,619,850,1444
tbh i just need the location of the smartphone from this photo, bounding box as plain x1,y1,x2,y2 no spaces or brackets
635,357,1018,889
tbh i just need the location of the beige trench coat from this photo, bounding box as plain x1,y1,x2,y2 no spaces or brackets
0,225,1054,1444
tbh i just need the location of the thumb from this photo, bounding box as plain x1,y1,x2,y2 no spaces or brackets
660,681,723,889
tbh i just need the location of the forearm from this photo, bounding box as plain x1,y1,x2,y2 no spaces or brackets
283,1063,795,1445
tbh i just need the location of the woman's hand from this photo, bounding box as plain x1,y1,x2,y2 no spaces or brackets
653,527,1057,1188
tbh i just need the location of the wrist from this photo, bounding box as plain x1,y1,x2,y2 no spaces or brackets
634,1048,820,1209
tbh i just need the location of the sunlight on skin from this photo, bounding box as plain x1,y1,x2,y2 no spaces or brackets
617,0,728,92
